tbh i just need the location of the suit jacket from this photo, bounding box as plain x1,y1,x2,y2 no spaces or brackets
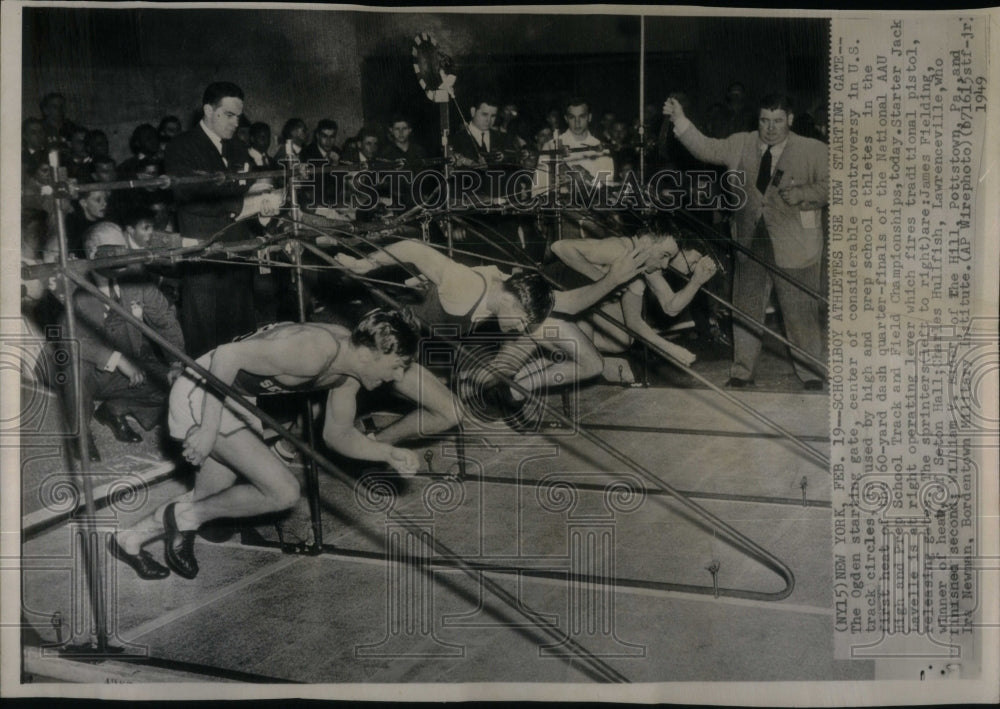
248,147,276,171
339,146,376,169
71,279,185,371
300,142,340,166
377,141,428,168
450,127,518,166
676,125,828,269
164,125,253,243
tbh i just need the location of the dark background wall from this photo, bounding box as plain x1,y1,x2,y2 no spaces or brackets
22,7,828,160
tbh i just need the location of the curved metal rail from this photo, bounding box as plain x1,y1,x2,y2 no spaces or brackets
299,238,798,603
58,269,629,683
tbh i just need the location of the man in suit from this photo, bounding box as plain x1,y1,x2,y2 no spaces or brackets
164,81,283,357
662,93,827,390
449,96,529,262
300,118,340,166
247,122,275,170
68,222,186,460
451,95,518,169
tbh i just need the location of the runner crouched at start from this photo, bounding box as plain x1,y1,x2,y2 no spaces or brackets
109,308,430,580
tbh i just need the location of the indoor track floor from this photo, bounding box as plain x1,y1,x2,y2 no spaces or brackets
18,375,874,684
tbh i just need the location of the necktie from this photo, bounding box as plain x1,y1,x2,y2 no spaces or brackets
479,131,488,152
756,146,772,195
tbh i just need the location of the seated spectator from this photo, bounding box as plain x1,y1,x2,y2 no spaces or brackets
533,125,553,152
598,111,617,142
123,207,181,301
21,210,66,342
118,124,162,179
46,189,111,260
21,155,62,228
22,117,48,170
378,115,424,167
341,126,383,221
85,129,111,163
89,154,118,185
545,108,562,134
64,222,185,460
497,103,528,148
122,157,175,232
158,115,183,153
236,114,252,147
274,118,307,163
342,126,380,168
247,122,274,169
302,118,340,164
88,155,126,224
21,207,51,263
376,115,427,210
606,120,634,176
40,92,81,150
65,126,92,181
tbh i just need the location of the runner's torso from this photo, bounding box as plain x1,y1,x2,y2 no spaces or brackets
408,271,491,337
206,322,346,396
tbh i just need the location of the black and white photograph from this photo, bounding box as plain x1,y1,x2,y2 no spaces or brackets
1,2,997,703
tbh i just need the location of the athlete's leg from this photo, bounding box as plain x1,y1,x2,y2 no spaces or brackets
374,363,461,444
171,429,301,531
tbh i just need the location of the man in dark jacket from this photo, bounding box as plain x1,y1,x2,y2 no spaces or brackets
164,81,282,357
67,222,186,459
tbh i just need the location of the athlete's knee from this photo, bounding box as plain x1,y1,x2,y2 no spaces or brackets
425,400,462,434
576,350,605,381
268,474,301,510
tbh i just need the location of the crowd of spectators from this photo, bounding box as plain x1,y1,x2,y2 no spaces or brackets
19,82,828,459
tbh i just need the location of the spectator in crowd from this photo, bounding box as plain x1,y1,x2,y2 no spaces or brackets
65,222,185,460
598,111,617,143
247,121,275,170
716,81,756,136
497,103,527,148
545,108,562,134
341,125,380,168
301,118,341,165
376,115,427,211
65,126,92,181
88,155,126,224
21,155,61,227
274,118,307,163
123,206,181,302
40,92,81,149
535,97,615,198
85,129,111,162
46,189,111,260
378,115,424,167
122,157,175,232
236,114,252,147
118,123,162,179
158,115,183,153
22,117,48,169
606,119,633,176
452,95,517,168
533,125,553,153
